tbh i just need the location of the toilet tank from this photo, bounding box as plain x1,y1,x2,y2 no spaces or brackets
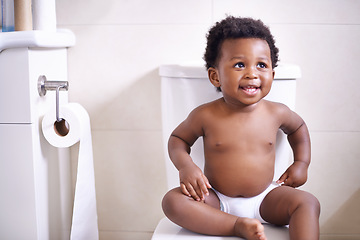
160,64,301,190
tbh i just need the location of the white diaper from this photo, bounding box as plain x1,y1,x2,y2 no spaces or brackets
212,181,280,223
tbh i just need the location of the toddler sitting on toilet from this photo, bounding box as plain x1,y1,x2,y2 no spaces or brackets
162,16,320,240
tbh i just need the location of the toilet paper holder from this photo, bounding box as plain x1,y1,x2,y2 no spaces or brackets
38,75,68,97
38,75,70,136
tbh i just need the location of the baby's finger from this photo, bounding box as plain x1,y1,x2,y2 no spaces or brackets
191,182,205,201
198,176,211,199
185,182,201,201
202,174,212,189
282,177,294,187
276,172,288,185
180,182,191,197
195,181,207,200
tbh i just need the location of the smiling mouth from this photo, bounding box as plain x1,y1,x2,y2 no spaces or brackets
240,86,260,94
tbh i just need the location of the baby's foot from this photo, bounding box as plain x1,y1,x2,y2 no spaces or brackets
234,217,267,240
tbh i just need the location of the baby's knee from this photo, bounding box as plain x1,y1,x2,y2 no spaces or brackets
296,191,321,215
162,188,184,217
307,193,320,214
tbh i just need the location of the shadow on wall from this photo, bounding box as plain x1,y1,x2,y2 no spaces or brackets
321,189,360,235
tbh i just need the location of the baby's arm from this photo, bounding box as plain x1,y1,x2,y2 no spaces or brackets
168,108,212,201
277,106,311,187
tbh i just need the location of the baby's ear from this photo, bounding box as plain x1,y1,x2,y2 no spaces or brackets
208,67,221,88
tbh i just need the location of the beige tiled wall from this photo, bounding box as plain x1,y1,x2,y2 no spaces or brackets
57,0,360,239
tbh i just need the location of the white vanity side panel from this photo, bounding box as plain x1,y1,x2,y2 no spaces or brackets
0,48,32,123
0,124,38,239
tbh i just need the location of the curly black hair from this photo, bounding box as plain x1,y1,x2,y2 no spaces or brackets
204,16,279,70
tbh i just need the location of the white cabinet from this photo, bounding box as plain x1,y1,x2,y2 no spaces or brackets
0,34,74,239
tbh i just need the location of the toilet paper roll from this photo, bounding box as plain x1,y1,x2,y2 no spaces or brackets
14,0,33,31
42,103,99,240
32,0,57,32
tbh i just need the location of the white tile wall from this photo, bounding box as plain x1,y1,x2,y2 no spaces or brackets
91,131,166,231
213,0,360,24
56,0,360,239
57,0,212,25
303,132,360,235
270,24,360,132
65,24,209,130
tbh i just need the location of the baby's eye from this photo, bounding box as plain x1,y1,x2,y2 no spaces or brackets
234,62,245,68
257,62,267,68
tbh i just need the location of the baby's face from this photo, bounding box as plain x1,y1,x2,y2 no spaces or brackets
213,38,274,107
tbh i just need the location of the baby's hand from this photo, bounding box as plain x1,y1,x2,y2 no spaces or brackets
179,163,212,201
277,161,308,187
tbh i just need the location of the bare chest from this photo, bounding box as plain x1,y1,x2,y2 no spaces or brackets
203,114,279,154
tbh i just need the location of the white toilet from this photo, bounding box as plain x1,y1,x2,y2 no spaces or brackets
152,63,301,240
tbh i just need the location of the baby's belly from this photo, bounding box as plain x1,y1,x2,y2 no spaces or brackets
205,160,274,197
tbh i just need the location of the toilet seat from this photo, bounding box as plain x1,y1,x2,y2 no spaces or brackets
152,217,289,240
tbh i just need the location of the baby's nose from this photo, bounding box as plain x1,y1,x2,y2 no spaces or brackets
244,67,258,79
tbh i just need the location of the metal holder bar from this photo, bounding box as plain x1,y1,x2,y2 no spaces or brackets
38,75,70,136
38,75,69,97
55,85,67,122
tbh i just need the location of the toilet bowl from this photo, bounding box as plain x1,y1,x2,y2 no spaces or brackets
152,63,301,240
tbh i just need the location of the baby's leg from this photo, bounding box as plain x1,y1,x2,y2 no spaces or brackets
260,186,320,240
162,187,266,240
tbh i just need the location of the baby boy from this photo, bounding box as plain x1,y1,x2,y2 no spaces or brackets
162,16,320,240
